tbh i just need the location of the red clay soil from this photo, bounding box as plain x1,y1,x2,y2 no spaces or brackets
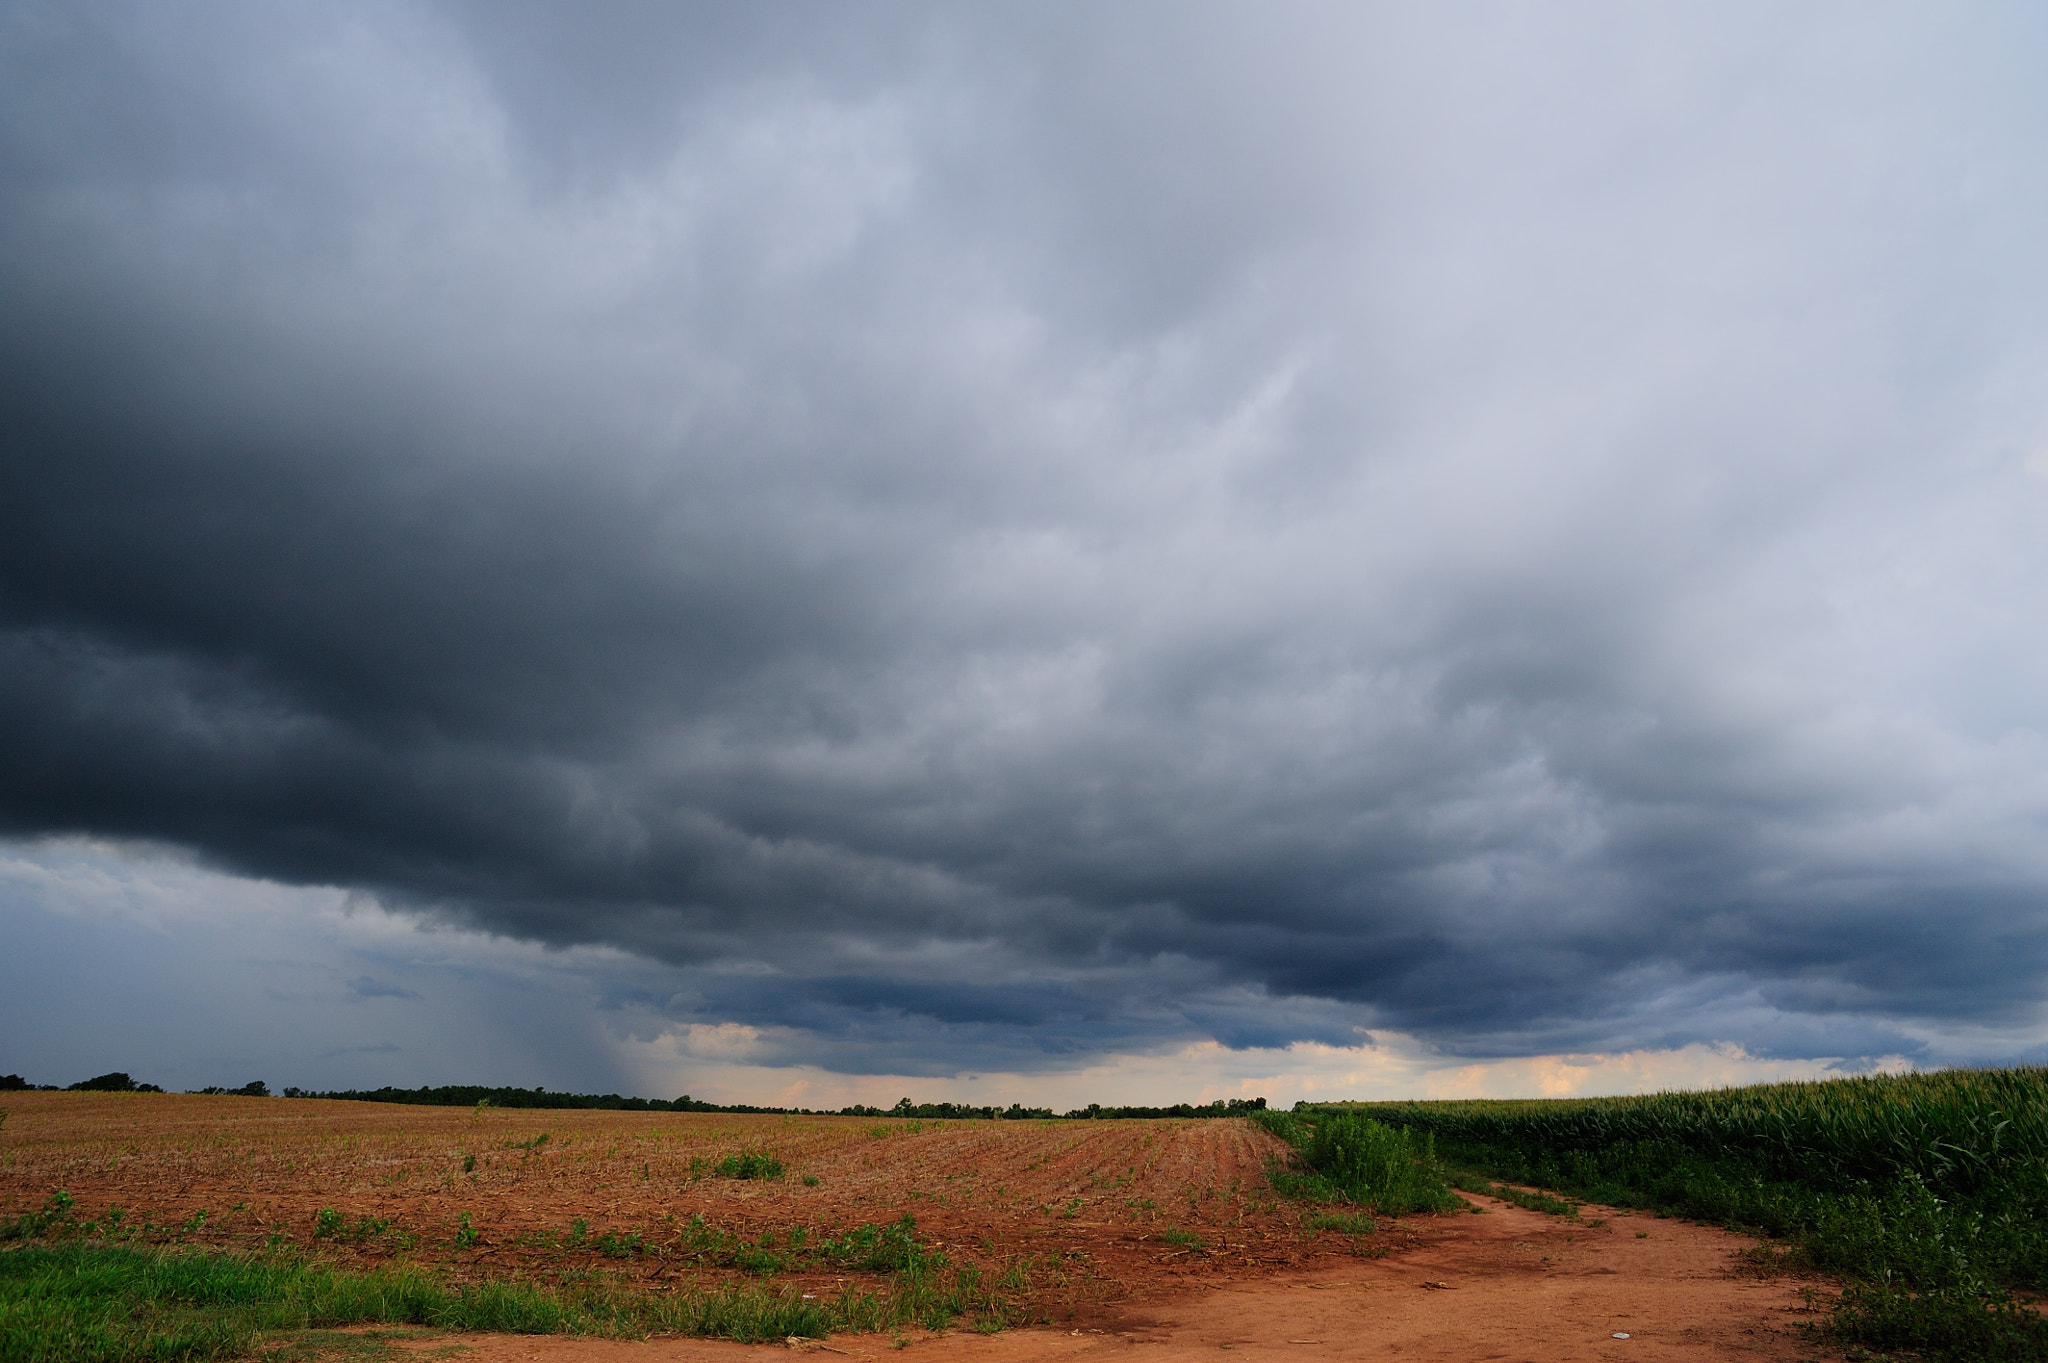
0,1094,1837,1360
0,1093,1350,1300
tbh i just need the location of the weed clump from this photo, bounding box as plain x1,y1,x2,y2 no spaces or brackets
714,1150,784,1180
1256,1111,1461,1216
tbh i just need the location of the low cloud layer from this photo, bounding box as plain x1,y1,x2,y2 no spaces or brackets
5,3,2048,1090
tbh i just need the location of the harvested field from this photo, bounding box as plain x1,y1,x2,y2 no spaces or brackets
0,1092,1336,1318
0,1093,1837,1358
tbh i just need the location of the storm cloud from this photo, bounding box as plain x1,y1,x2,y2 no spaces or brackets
5,2,2048,1090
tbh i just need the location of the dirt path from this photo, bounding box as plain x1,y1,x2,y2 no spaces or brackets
375,1188,1834,1363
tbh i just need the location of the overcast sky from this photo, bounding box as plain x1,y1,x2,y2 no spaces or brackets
4,2,2048,1105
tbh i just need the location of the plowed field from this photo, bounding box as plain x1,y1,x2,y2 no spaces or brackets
0,1093,1339,1317
0,1093,1837,1358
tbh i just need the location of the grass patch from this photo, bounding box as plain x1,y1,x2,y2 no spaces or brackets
0,1242,595,1362
1445,1172,1581,1220
1,1209,1027,1359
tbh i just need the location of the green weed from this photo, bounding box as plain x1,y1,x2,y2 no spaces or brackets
1254,1111,1460,1216
713,1151,784,1180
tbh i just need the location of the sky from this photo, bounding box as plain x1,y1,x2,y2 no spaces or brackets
4,2,2048,1108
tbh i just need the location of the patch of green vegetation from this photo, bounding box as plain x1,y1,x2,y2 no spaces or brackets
1445,1172,1580,1220
1159,1228,1204,1249
712,1150,784,1180
0,1242,591,1362
311,1210,400,1244
0,1193,224,1252
1321,1066,2048,1361
1302,1211,1376,1236
0,1211,1027,1360
248,1326,448,1363
592,1230,642,1259
1253,1110,1461,1216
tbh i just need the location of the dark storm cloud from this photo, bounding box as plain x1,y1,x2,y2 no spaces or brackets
5,1,2048,1076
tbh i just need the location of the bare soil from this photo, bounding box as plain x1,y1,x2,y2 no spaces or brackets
0,1094,1837,1360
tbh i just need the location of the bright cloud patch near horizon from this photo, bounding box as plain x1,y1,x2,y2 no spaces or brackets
5,4,2048,1103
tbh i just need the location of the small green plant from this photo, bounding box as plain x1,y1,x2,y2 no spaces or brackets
1161,1227,1204,1249
453,1213,479,1248
1304,1211,1375,1235
594,1229,643,1258
461,1151,477,1173
3,1189,80,1240
312,1208,345,1239
803,1173,821,1187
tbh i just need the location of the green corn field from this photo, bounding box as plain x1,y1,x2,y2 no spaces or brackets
1303,1067,2048,1360
1341,1066,2048,1194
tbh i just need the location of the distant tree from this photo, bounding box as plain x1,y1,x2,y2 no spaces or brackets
66,1072,163,1093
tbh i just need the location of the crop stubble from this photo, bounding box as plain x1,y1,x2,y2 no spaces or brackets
0,1093,1363,1317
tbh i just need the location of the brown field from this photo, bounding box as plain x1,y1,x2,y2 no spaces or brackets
0,1092,1839,1360
0,1092,1320,1310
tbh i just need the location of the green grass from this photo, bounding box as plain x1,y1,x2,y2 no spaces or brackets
0,1210,1025,1359
0,1243,594,1362
1317,1066,2048,1361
